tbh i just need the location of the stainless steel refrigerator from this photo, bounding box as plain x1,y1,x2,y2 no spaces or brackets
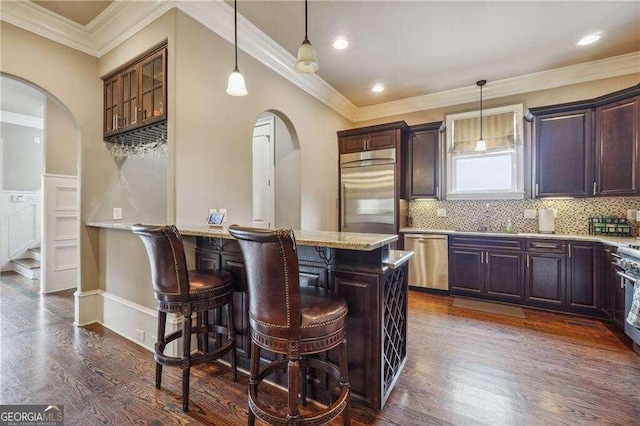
340,148,396,234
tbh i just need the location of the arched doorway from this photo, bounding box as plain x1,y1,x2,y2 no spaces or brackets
0,73,80,295
252,110,301,229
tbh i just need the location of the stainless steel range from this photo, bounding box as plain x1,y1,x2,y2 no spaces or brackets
612,245,640,350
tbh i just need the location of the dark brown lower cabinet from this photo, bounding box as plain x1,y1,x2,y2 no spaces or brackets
333,271,378,408
602,246,615,318
449,245,523,301
485,251,524,300
602,245,626,330
525,253,565,306
566,242,600,311
449,248,484,294
448,237,608,319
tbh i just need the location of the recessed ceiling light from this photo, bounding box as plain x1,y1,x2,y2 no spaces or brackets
372,84,385,93
577,32,602,46
332,38,349,50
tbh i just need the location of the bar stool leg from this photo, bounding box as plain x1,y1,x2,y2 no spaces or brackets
339,339,351,426
287,354,300,423
227,302,237,381
155,311,166,389
182,312,192,412
248,341,260,426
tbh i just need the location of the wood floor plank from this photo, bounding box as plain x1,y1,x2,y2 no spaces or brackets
1,271,639,425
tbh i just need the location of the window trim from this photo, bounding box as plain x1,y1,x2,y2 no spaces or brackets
446,104,525,200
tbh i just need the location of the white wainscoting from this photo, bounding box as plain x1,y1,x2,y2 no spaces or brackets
0,188,41,271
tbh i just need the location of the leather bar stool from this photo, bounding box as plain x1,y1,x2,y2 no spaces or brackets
132,224,237,412
228,225,351,426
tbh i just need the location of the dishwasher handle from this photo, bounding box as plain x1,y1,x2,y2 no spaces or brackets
405,234,448,240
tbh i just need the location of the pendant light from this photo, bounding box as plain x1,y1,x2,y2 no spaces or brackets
295,0,319,73
226,0,248,96
475,79,487,152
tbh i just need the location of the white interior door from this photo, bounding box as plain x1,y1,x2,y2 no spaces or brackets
41,174,78,293
252,117,275,228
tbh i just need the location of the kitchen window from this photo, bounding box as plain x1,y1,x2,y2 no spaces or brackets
446,104,524,200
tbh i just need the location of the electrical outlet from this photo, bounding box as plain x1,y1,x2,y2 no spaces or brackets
524,209,537,219
112,207,122,220
135,329,145,342
552,208,558,218
436,208,447,217
219,208,227,223
636,210,640,222
628,209,637,221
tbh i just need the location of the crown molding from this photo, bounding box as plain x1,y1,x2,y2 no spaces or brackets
354,51,640,122
176,1,357,120
92,1,175,57
0,0,97,56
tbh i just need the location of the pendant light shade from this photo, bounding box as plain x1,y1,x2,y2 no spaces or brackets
227,0,247,96
227,67,248,96
475,79,487,152
295,0,319,73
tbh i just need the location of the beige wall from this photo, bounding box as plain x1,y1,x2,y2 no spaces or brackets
173,11,350,231
1,21,104,292
45,98,78,176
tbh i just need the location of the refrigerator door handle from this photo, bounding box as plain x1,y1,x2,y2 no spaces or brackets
341,183,347,230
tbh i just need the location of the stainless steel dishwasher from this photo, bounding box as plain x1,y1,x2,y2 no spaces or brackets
404,234,449,290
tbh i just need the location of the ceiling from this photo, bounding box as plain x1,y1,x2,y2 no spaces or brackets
0,76,45,118
31,0,112,26
237,1,640,107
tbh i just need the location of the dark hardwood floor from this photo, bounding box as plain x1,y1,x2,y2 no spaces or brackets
1,271,639,425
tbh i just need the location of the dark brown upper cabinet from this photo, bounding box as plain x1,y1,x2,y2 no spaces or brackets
526,84,640,198
406,122,444,199
102,44,167,142
337,122,408,154
595,96,640,196
531,109,592,197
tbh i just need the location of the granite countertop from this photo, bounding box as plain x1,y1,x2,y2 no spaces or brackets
87,221,398,251
387,250,414,269
400,227,639,248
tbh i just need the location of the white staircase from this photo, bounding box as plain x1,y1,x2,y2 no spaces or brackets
11,247,41,280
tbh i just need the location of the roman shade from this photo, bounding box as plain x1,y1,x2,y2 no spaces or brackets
452,111,515,153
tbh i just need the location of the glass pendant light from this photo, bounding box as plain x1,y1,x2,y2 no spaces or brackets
475,79,487,151
226,0,247,96
295,0,319,73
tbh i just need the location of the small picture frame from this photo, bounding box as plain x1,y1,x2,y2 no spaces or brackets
207,212,225,227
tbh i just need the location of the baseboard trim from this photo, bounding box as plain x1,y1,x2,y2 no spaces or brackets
74,289,182,356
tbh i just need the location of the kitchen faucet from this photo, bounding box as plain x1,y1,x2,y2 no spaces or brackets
478,203,491,232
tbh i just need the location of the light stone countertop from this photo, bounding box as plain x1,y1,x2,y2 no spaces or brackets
387,250,414,269
400,227,639,248
87,221,398,251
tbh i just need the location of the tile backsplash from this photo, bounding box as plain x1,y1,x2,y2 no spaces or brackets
409,197,640,236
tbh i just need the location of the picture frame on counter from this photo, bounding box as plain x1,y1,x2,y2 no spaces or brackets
207,212,225,227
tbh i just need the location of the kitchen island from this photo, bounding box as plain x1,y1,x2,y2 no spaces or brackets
87,222,412,411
